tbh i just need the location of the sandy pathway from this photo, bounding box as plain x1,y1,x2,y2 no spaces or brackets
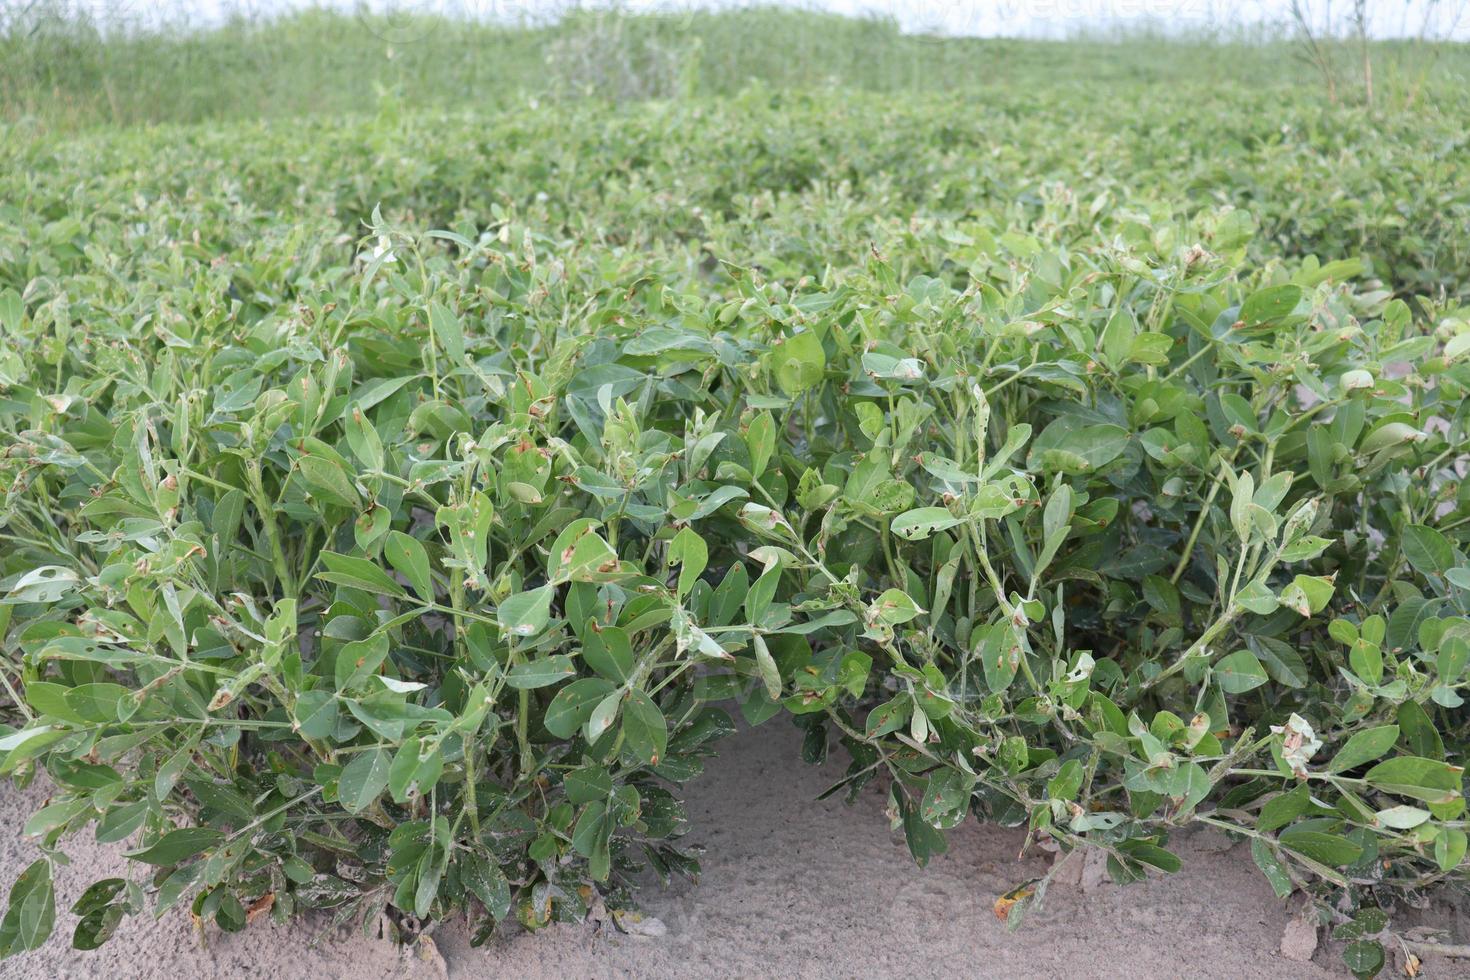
0,720,1354,979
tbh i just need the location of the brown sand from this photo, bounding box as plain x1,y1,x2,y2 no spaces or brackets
0,719,1389,979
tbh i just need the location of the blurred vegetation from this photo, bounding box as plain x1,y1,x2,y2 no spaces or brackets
4,6,1466,301
1,3,1467,131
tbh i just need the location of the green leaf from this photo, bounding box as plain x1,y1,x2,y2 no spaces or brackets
1374,805,1430,829
0,860,54,958
1251,636,1308,688
978,622,1021,693
571,800,609,858
1359,421,1424,455
621,690,667,766
385,532,433,601
901,794,948,867
498,585,555,637
587,691,622,742
126,827,225,866
334,632,390,692
1278,535,1331,563
1364,756,1464,804
1120,842,1181,873
1402,524,1455,576
70,879,125,951
1214,649,1268,694
338,748,392,814
865,696,910,738
461,853,510,921
505,655,577,689
1031,423,1129,475
868,588,924,626
3,566,80,605
0,288,21,333
920,767,975,826
344,406,385,471
1099,309,1135,369
1048,759,1084,802
1440,635,1470,684
1349,639,1384,686
297,454,359,508
1341,939,1384,979
1230,470,1255,544
1278,828,1363,867
1235,580,1279,615
890,507,963,541
1240,284,1301,326
1257,784,1309,832
1280,574,1334,617
752,634,782,700
294,689,340,739
388,736,426,803
745,411,775,478
667,527,708,599
1434,827,1468,873
317,552,406,597
1250,838,1293,898
582,626,634,683
771,330,825,396
1327,726,1399,773
1334,908,1389,942
564,767,612,804
543,679,616,739
1397,701,1444,759
429,300,466,363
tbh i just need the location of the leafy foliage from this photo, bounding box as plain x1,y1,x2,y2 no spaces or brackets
0,23,1469,976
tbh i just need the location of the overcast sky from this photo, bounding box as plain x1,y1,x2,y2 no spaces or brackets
706,1,1468,38
41,1,1470,40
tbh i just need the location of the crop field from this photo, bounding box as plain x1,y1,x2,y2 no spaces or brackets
0,6,1469,978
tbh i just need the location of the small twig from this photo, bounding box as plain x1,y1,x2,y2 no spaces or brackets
1402,940,1470,960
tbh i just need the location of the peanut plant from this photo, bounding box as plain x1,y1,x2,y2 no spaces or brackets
0,24,1469,979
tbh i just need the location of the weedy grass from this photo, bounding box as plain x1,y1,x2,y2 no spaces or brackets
0,8,1469,979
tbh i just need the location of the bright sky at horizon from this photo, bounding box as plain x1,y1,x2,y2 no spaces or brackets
27,0,1470,40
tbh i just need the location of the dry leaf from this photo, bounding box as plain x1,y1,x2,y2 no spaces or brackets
992,883,1036,924
246,893,275,925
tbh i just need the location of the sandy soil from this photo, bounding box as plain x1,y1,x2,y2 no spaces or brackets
0,719,1438,980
